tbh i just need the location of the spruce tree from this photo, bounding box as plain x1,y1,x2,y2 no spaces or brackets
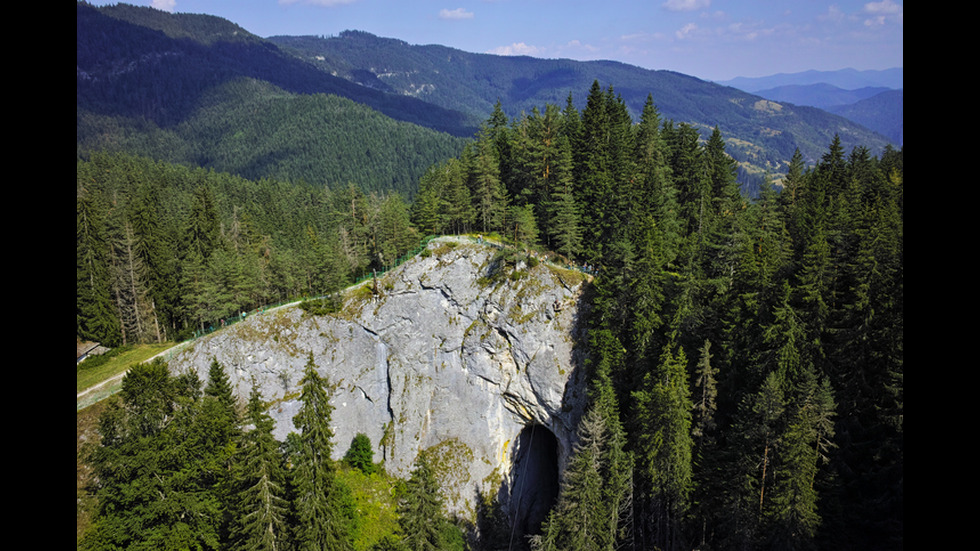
128,180,177,341
83,361,225,551
397,455,446,551
467,127,509,233
689,340,722,549
534,329,634,551
544,134,582,259
767,364,836,550
231,382,291,551
724,371,787,548
202,358,242,544
291,352,352,551
77,189,121,346
631,342,694,551
108,212,157,345
343,433,376,474
531,406,611,551
575,80,614,261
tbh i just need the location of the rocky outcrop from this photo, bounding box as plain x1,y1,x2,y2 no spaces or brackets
166,237,590,518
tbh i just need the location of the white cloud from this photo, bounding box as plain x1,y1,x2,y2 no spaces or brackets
439,8,475,20
561,39,600,56
675,22,698,39
151,0,176,12
278,0,360,6
863,0,903,25
663,0,710,12
819,5,846,23
865,0,902,15
487,42,541,56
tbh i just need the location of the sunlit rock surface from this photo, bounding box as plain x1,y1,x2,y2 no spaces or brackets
167,237,590,518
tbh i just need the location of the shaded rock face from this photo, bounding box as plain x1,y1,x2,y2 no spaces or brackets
167,239,590,518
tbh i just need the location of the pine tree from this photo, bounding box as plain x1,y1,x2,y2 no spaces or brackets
291,352,352,551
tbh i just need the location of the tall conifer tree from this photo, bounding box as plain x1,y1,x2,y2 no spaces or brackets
631,342,694,551
77,189,121,345
397,455,447,551
231,382,291,551
291,352,352,551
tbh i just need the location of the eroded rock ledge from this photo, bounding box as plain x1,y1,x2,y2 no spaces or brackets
167,238,590,518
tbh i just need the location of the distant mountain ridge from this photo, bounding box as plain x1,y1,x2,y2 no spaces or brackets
77,3,898,196
752,83,893,110
716,68,902,146
826,89,903,146
716,68,903,93
269,32,894,183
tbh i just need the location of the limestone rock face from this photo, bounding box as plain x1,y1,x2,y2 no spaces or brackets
166,238,589,517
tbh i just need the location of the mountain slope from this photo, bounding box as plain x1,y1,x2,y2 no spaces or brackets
744,82,903,146
827,89,903,146
752,83,893,110
77,3,479,136
269,31,895,174
77,3,473,194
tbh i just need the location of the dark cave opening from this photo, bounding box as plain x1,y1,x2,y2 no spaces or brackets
510,423,560,540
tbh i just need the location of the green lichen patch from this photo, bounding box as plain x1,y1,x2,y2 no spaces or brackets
420,438,475,513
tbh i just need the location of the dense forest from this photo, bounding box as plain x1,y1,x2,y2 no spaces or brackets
76,150,427,345
78,80,902,550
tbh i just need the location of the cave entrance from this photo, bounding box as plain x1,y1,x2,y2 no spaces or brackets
510,423,560,541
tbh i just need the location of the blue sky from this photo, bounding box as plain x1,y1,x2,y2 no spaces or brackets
89,0,903,82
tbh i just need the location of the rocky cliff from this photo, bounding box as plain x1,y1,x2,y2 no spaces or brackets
166,237,591,523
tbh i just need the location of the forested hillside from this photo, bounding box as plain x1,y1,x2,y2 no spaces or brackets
78,72,903,549
76,2,472,196
77,2,896,200
827,89,904,146
269,31,896,191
